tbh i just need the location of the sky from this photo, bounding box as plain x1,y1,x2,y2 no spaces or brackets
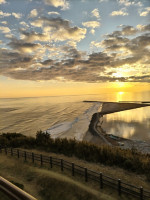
0,0,150,98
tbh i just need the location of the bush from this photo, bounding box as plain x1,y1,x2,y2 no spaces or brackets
0,131,150,176
0,132,36,148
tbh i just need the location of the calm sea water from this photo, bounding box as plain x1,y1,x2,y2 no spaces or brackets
0,91,150,142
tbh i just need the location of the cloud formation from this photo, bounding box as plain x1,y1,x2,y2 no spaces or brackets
1,23,149,83
82,21,100,28
0,11,22,18
30,17,86,42
140,7,150,16
44,0,69,10
0,0,149,84
0,10,11,17
118,0,133,7
117,0,142,7
91,8,100,19
82,21,100,34
29,9,38,18
0,26,10,33
8,38,41,53
110,9,128,16
12,12,22,19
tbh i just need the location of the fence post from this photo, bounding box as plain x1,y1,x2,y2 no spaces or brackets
24,151,26,161
140,186,143,200
17,149,19,158
5,148,7,155
11,148,13,156
85,168,88,182
50,156,52,168
118,179,121,196
32,152,34,163
72,163,74,176
61,159,64,171
100,172,103,189
40,154,43,166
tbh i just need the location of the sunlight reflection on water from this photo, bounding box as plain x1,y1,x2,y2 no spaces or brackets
0,91,150,141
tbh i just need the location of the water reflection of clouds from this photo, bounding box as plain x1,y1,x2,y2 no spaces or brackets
103,114,150,141
106,107,150,123
108,124,135,138
102,92,150,141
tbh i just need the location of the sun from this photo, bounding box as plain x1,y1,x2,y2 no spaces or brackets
118,91,124,95
117,91,125,102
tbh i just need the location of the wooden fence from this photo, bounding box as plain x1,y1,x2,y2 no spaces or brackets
1,148,150,200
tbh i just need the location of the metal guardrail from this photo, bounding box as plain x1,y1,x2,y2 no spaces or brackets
0,176,37,200
1,148,150,200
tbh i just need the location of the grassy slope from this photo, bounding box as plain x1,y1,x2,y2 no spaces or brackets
27,148,150,191
0,154,117,200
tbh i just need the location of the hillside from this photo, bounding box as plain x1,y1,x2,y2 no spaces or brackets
0,154,116,200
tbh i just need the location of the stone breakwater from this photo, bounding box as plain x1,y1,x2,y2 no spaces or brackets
84,102,150,154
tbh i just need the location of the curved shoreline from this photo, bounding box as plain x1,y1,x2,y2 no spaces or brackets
84,102,150,154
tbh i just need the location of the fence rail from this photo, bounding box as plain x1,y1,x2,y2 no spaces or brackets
0,176,37,200
1,148,150,200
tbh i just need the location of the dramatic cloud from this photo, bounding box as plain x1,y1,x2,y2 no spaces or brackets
44,0,69,10
8,38,41,53
0,0,149,84
136,24,150,32
0,48,34,75
0,21,149,83
110,9,128,16
119,25,137,35
29,9,38,18
103,25,138,38
91,8,100,19
30,17,86,42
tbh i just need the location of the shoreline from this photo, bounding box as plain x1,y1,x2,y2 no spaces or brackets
83,102,150,154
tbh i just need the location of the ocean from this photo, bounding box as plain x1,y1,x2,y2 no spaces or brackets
0,91,150,142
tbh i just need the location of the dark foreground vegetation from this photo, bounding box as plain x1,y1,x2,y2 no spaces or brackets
0,131,150,181
0,154,105,200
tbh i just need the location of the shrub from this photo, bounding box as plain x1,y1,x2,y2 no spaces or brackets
0,131,150,177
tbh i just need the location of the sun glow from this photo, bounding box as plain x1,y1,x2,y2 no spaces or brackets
117,91,125,102
118,91,124,95
111,82,130,89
